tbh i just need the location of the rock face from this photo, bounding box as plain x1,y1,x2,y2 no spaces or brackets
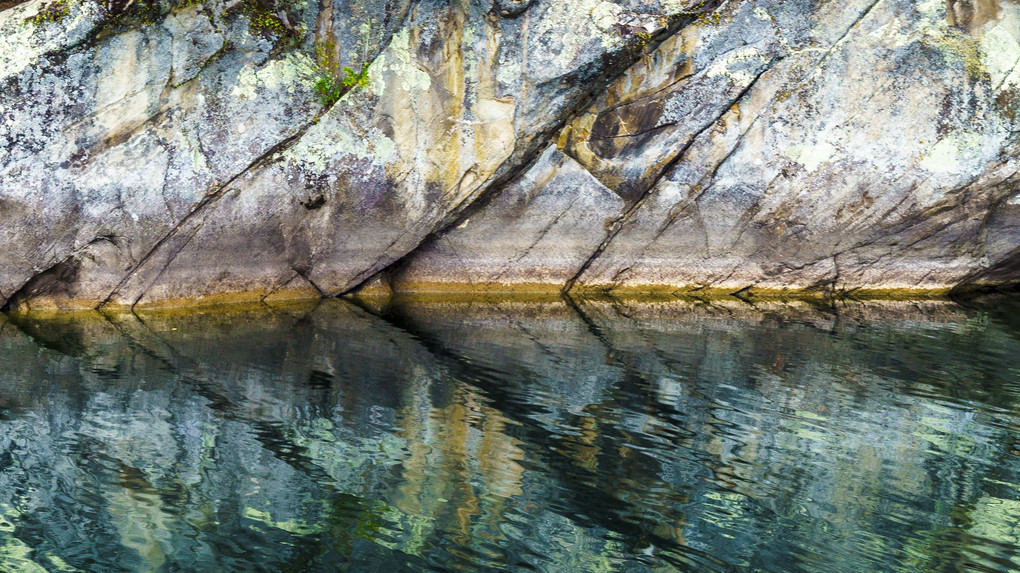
1,0,1018,309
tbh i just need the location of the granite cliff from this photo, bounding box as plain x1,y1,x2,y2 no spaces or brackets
1,0,1018,309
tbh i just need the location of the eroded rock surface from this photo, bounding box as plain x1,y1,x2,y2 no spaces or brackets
1,0,1017,309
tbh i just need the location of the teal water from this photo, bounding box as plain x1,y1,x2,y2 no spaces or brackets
0,297,1019,572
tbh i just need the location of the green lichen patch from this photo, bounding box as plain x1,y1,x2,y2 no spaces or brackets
230,51,318,101
915,0,992,80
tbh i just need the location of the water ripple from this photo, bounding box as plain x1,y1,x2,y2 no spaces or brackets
0,298,1018,570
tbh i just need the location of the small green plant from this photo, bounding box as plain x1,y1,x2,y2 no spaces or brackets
634,30,653,51
696,11,722,26
679,0,723,26
635,30,653,67
313,74,344,107
231,0,292,37
341,62,370,88
312,39,370,107
26,0,71,25
249,9,285,35
313,40,342,107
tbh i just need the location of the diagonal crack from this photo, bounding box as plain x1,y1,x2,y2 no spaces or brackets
127,217,207,310
562,61,778,293
85,2,418,309
260,271,301,304
561,0,891,295
492,192,584,283
98,130,304,310
1,235,119,311
337,4,728,297
291,265,326,297
993,54,1020,93
605,105,769,289
591,39,766,120
595,122,679,141
342,223,425,295
791,0,885,91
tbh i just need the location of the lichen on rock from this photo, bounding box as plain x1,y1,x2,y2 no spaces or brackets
1,0,1018,311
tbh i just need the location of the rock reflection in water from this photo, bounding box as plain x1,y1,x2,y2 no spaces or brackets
0,296,1019,571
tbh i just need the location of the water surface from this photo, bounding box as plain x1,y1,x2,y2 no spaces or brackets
1,296,1019,572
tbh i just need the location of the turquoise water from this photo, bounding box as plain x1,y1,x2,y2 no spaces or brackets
1,297,1019,571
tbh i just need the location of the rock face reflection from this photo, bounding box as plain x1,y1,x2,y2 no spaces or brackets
1,297,1020,571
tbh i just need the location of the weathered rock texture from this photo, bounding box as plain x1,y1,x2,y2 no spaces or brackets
1,0,1018,309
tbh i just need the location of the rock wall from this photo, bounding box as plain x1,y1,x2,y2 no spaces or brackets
1,0,1018,310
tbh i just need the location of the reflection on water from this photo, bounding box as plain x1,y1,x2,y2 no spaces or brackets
1,296,1020,571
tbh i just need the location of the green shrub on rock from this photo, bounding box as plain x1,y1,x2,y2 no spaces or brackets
312,39,370,107
340,62,370,88
313,73,343,107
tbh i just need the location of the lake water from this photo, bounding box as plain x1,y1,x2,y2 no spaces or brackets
1,296,1019,572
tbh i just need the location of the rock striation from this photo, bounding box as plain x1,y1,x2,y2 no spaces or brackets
1,0,1018,310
